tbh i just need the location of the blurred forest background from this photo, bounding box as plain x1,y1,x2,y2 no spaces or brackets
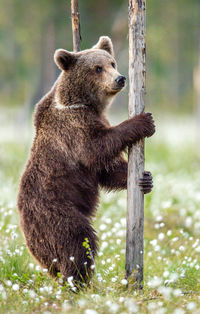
0,0,200,118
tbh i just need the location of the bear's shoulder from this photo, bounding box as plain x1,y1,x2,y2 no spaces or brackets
33,89,54,130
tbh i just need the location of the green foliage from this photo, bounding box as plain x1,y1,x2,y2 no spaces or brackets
82,238,92,260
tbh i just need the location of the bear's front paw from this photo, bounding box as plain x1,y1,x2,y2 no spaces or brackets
138,171,153,194
135,112,155,139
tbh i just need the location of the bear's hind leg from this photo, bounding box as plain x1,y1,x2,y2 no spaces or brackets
57,210,98,284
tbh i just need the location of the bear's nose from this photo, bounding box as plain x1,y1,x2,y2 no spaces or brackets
115,75,126,87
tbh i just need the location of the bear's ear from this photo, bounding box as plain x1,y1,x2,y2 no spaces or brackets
92,36,114,57
54,49,76,71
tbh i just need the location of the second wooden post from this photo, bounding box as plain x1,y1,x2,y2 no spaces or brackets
71,0,81,52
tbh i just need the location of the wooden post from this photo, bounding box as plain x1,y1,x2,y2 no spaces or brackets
71,0,81,52
125,0,146,289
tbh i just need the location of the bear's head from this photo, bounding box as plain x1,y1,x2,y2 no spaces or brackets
54,36,126,113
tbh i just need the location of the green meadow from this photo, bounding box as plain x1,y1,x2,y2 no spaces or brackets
0,111,199,313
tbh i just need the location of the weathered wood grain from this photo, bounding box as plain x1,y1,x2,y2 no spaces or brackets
126,0,146,289
71,0,81,52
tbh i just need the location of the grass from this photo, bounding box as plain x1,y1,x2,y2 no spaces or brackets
0,111,200,313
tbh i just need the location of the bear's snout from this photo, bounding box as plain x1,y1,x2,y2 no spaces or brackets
115,75,126,88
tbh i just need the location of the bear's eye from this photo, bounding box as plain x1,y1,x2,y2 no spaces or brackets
111,62,116,69
96,66,103,74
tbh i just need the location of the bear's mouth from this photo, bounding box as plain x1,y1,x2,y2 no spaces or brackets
105,82,126,96
111,84,125,93
106,89,120,96
112,86,124,91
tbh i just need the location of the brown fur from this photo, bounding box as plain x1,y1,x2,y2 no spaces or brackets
17,36,155,284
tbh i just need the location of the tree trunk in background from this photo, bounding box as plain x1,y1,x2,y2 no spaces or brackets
17,18,56,125
126,0,146,290
43,18,56,94
173,11,180,109
33,18,56,104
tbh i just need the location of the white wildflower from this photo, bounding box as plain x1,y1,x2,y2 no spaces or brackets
195,246,200,252
150,239,157,246
29,290,36,298
29,263,34,269
67,276,74,288
167,230,172,236
192,239,199,248
124,298,138,313
170,273,178,281
99,224,106,231
12,284,19,291
185,216,192,228
148,277,162,288
101,241,108,250
173,289,182,296
84,310,98,314
5,280,12,286
105,218,112,224
108,302,119,313
147,302,157,310
101,233,107,240
119,297,124,302
121,279,128,285
0,285,4,291
155,245,161,252
173,309,185,314
158,286,172,299
22,301,28,305
1,291,7,300
187,302,196,310
158,233,165,240
120,218,126,226
78,299,86,307
91,294,100,301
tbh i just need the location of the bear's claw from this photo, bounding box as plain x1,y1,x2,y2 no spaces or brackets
138,171,153,194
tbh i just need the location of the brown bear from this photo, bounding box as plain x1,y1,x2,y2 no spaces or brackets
17,36,155,284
